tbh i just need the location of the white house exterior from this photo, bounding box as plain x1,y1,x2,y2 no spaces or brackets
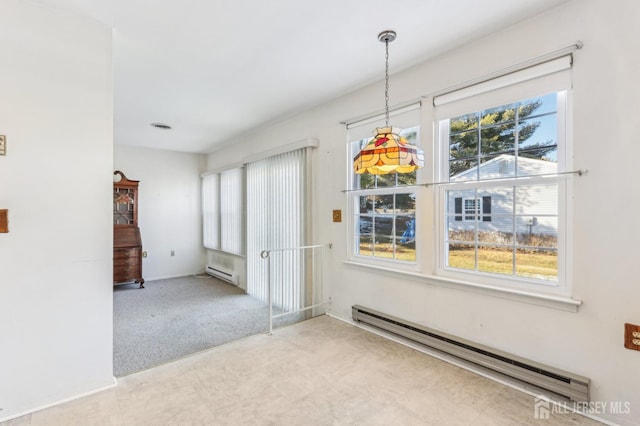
447,155,558,244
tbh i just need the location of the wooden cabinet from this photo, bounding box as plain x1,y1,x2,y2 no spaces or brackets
113,170,144,288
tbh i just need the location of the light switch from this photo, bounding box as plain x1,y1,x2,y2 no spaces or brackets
0,209,8,233
332,209,342,223
0,135,6,155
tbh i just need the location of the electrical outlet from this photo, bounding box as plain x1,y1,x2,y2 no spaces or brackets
142,251,147,258
332,209,342,223
0,135,5,156
171,250,175,257
624,323,640,351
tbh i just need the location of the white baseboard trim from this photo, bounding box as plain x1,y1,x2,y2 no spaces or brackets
326,312,614,426
0,377,117,423
143,273,204,282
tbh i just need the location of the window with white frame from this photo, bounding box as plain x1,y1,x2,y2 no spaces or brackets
434,55,572,291
347,105,420,263
202,167,244,255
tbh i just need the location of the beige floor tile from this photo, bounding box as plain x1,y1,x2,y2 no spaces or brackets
2,316,601,426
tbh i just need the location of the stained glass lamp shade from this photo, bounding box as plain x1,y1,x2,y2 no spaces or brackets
353,126,424,175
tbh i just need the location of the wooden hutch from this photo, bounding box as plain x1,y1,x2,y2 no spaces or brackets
113,170,144,288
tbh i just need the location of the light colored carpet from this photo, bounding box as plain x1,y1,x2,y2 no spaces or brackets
113,275,274,377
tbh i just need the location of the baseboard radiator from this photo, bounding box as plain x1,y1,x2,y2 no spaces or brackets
352,305,589,402
205,265,239,286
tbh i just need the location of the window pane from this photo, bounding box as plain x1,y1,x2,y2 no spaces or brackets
476,154,514,179
450,113,478,133
516,248,557,281
447,243,475,270
358,195,374,214
395,214,416,261
357,173,376,190
375,174,397,188
519,115,557,153
448,220,475,244
480,125,515,157
516,216,558,249
374,216,393,237
395,193,416,213
481,103,517,126
515,184,558,215
395,215,415,240
396,170,417,186
477,216,514,245
357,234,373,256
450,129,478,160
518,115,558,175
373,234,395,259
446,189,478,221
395,237,416,261
375,195,394,213
449,159,478,180
523,93,557,117
477,245,513,276
518,151,558,176
357,215,373,236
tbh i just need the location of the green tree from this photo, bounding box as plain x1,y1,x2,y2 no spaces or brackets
449,100,556,176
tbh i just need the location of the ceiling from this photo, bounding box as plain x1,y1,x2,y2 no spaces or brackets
36,0,568,154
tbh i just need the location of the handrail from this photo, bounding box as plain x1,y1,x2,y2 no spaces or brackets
261,242,332,334
260,243,332,259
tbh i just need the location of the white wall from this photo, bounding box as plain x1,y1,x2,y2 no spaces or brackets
114,145,206,280
0,0,114,421
207,1,640,424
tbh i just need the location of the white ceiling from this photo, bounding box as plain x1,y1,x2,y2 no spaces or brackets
36,0,568,153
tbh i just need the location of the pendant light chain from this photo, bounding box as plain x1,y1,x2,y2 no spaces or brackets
384,38,390,127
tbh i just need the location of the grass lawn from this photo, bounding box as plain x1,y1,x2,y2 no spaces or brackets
358,242,557,280
358,242,416,261
449,247,557,280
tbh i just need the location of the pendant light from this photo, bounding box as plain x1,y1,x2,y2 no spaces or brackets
353,30,424,175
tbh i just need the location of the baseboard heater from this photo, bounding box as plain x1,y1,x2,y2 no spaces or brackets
205,265,239,286
352,305,589,402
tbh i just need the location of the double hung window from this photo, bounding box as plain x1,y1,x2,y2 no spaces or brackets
348,106,420,263
347,55,574,297
434,56,572,292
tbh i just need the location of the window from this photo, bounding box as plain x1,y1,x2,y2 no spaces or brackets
435,56,571,292
345,55,574,299
347,106,420,263
202,167,244,255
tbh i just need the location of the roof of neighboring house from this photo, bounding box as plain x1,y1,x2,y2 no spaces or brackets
451,154,557,180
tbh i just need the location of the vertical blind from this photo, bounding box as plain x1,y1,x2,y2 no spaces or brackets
202,168,243,255
220,168,243,255
246,148,306,309
202,173,220,250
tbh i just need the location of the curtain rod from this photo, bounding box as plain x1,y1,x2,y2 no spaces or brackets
340,169,588,193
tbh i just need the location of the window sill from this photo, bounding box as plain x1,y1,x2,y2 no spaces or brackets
205,247,246,259
343,260,582,312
